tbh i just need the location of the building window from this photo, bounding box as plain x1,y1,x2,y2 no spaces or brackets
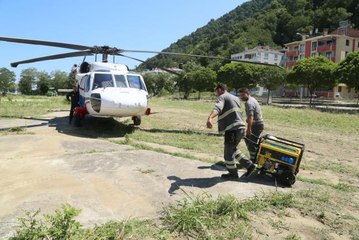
300,45,305,52
311,52,317,57
325,52,332,58
264,53,269,59
338,86,342,92
274,54,278,60
346,39,350,46
312,42,317,51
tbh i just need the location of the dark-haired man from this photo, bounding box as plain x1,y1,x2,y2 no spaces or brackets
66,85,80,124
207,83,256,179
239,88,264,163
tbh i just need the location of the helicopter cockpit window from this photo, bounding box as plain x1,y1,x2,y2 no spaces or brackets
80,75,91,92
127,75,145,90
93,74,114,89
114,75,127,88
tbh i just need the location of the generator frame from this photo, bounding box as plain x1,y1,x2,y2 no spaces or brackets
252,134,305,186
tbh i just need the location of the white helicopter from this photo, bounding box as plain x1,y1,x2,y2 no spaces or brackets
0,37,163,126
0,36,274,126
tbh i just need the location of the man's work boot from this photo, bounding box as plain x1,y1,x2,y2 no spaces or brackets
221,171,239,180
244,164,257,177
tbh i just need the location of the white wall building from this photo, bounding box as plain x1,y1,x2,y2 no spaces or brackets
231,46,284,66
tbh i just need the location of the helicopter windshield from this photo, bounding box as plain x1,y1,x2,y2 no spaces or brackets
114,75,127,88
93,73,114,89
127,75,145,90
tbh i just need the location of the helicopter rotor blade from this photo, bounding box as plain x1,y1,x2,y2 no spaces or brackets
119,49,280,67
10,50,93,67
0,36,91,50
118,53,181,76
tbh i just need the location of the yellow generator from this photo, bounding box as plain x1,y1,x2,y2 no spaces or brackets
255,134,305,186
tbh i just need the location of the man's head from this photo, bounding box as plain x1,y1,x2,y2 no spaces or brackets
239,88,250,101
215,83,227,96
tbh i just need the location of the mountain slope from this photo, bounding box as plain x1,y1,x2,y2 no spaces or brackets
139,0,359,70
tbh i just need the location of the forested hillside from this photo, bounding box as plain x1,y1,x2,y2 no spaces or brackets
139,0,359,70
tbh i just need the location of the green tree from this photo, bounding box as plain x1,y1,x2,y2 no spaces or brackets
335,51,359,102
186,66,217,99
0,67,16,95
257,65,287,104
37,71,51,95
176,62,204,99
217,62,258,93
18,68,38,95
52,70,72,90
287,56,336,105
143,72,175,96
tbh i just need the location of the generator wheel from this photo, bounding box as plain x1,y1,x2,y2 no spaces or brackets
279,171,296,187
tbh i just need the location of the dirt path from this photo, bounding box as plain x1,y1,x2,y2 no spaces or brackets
0,111,294,238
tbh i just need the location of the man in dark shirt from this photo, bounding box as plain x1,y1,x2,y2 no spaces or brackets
66,86,80,124
207,83,256,179
239,88,264,163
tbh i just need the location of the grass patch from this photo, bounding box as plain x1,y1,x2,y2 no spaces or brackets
298,176,358,193
0,96,69,118
263,105,359,135
9,190,359,239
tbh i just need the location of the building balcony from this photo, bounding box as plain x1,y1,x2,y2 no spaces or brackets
286,50,299,57
317,45,336,52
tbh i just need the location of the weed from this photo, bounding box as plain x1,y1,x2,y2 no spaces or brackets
10,204,82,240
137,168,156,174
285,233,301,240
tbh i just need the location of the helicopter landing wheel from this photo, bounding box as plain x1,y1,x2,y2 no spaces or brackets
132,116,141,126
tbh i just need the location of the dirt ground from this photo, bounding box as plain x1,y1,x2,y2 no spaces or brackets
0,111,302,239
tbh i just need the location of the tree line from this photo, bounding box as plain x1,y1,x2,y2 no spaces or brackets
1,52,358,103
144,52,359,103
0,67,75,95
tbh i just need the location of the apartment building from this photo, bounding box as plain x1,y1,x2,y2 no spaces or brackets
284,27,359,98
231,46,284,66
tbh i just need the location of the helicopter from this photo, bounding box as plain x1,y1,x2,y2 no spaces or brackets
0,36,276,126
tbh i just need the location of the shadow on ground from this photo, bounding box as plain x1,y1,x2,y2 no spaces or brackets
198,162,290,188
48,115,135,139
167,175,223,195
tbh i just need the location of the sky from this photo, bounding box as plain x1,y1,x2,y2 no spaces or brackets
0,0,246,80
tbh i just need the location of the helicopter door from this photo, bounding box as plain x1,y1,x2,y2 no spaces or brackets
79,75,90,107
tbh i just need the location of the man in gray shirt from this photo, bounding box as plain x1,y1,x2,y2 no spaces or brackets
207,84,256,179
239,88,264,163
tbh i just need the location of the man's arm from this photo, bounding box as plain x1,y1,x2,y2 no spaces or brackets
207,111,219,129
246,115,253,136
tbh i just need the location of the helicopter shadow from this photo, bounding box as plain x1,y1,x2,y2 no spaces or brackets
0,117,49,131
48,115,135,139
